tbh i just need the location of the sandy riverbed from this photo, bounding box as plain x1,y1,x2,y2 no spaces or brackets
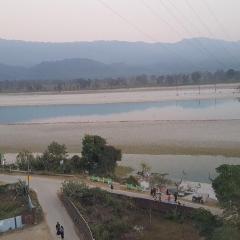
1,120,240,156
0,83,239,107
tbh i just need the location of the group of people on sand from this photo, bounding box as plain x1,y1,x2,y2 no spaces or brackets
56,222,64,239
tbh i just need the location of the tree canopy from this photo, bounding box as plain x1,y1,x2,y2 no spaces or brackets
212,164,240,211
16,150,35,171
81,135,121,175
42,141,68,171
0,153,4,165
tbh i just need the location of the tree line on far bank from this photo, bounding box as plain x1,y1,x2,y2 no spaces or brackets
12,135,121,176
0,69,239,93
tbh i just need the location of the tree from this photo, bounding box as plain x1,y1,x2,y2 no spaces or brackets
211,225,240,240
140,162,151,176
226,69,236,79
150,173,169,187
126,175,139,186
42,141,68,171
81,135,121,175
16,150,35,170
212,164,240,227
191,71,201,83
212,165,240,211
0,153,4,165
71,155,85,171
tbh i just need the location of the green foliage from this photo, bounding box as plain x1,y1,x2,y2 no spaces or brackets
0,183,28,220
114,165,133,179
92,218,129,240
70,155,85,172
31,155,45,171
16,179,29,197
1,69,240,93
126,175,139,186
42,141,68,171
212,164,240,211
211,225,240,240
62,180,88,198
16,150,35,170
0,153,4,165
140,162,151,175
0,201,25,220
81,135,121,176
150,172,170,187
191,208,222,239
0,184,9,193
62,180,132,240
165,209,184,223
12,137,121,176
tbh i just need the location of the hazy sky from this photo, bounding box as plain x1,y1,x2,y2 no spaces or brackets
0,0,239,43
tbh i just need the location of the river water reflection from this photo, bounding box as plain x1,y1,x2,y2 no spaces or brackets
0,98,240,124
120,154,240,183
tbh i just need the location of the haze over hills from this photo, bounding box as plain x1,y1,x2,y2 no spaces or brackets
0,38,240,80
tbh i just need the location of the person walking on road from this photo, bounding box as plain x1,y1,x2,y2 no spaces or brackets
56,222,60,235
60,225,64,239
174,192,178,203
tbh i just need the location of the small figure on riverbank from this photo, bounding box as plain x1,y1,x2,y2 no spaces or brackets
174,192,178,203
110,184,114,190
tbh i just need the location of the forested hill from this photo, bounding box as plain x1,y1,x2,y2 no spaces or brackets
0,69,239,93
0,38,240,79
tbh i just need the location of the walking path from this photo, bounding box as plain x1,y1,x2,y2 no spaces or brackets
0,174,81,240
88,183,223,216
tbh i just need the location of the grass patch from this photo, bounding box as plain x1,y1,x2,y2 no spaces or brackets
0,184,28,220
114,165,133,178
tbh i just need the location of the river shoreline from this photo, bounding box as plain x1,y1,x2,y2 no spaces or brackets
0,83,239,107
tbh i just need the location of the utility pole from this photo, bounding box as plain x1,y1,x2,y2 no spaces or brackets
176,79,179,96
149,207,152,225
27,156,30,190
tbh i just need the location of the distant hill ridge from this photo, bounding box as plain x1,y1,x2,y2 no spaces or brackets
0,38,240,80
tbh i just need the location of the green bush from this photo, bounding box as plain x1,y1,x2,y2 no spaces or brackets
191,208,222,239
211,225,240,240
92,218,129,240
126,175,139,186
165,209,184,223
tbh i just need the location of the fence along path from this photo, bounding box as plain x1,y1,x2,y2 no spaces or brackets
60,195,94,240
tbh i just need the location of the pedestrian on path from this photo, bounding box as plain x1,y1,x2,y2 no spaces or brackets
174,192,178,203
60,225,64,239
56,222,60,235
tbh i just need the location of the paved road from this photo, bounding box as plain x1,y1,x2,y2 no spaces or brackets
0,174,80,240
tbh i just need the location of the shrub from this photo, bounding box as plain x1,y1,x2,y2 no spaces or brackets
126,175,139,186
211,225,240,240
191,208,222,239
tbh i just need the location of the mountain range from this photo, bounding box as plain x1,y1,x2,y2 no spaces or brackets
0,38,240,80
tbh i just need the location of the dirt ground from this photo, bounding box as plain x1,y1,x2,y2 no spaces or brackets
1,120,240,157
0,222,52,240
